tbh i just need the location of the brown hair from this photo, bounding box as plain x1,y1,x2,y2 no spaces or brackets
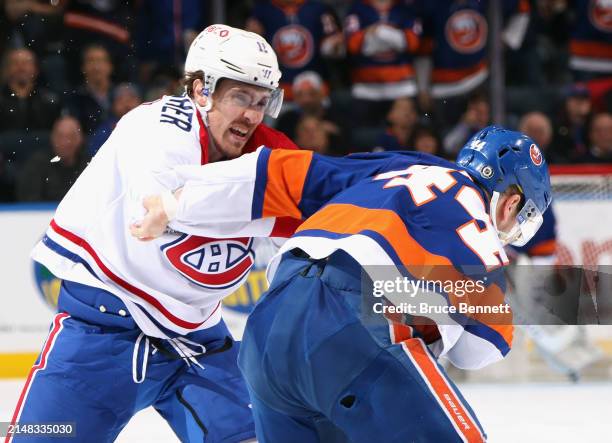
182,70,204,98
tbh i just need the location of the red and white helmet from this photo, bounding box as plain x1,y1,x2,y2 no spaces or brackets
185,24,284,118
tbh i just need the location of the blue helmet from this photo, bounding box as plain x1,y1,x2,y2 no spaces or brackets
456,126,552,246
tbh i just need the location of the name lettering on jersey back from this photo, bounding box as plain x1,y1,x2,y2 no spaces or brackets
160,97,193,132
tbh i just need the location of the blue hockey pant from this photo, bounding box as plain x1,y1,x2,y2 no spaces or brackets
8,281,254,443
238,250,487,443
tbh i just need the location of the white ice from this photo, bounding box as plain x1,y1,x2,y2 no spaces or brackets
0,380,609,442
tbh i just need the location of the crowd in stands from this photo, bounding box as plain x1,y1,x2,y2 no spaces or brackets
0,0,611,203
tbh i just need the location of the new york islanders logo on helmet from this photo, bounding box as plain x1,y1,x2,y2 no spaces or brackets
161,235,254,290
530,143,543,166
446,10,488,54
590,0,612,32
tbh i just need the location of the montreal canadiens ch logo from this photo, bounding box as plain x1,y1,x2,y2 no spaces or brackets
161,235,254,289
530,143,543,166
590,0,612,32
273,24,314,68
446,10,488,54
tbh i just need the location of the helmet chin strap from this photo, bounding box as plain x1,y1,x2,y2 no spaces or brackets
489,191,501,233
193,73,216,116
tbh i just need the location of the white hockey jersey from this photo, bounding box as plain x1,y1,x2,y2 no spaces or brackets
31,95,299,338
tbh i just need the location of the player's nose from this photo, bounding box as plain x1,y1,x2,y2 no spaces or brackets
242,107,264,125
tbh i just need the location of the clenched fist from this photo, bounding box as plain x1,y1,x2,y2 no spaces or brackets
130,190,180,241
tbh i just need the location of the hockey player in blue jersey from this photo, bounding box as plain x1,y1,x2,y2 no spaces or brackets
133,127,552,442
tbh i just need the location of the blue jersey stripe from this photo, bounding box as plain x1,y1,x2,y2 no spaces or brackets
251,148,271,220
42,235,100,280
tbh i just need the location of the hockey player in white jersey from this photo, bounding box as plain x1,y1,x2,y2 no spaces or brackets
7,25,300,443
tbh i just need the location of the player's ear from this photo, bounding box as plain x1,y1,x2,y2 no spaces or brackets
508,193,522,216
501,193,522,225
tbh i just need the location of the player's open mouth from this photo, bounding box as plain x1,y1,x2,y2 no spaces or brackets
229,127,248,138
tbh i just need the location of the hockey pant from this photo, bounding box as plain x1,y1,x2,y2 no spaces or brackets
7,281,255,443
238,250,487,443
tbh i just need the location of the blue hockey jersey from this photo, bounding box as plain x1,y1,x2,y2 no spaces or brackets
569,0,612,73
249,0,342,98
165,148,516,369
418,0,529,97
345,0,420,97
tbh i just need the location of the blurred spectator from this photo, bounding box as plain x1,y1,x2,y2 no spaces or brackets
3,0,66,92
0,48,61,132
584,112,612,162
65,44,114,135
344,0,420,124
246,0,344,100
295,115,330,154
518,111,560,161
443,91,490,154
418,0,530,127
134,0,207,86
527,0,573,85
552,83,592,162
375,97,418,150
62,0,133,86
275,71,347,155
568,0,612,81
410,124,442,156
88,83,142,156
505,0,548,86
143,65,182,102
16,116,89,201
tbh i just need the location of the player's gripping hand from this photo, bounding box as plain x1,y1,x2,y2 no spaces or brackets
130,190,181,241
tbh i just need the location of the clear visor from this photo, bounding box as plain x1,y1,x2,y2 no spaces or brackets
221,86,284,118
499,198,544,247
266,87,284,118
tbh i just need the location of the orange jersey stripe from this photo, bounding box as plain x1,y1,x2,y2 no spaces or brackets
393,322,413,342
404,29,420,52
263,149,313,219
432,60,487,83
402,339,485,442
386,313,414,343
529,239,557,257
298,203,513,345
570,40,612,59
418,36,434,56
385,312,441,345
351,64,415,83
347,29,366,54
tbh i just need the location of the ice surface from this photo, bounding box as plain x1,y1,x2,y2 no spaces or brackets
0,380,609,442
